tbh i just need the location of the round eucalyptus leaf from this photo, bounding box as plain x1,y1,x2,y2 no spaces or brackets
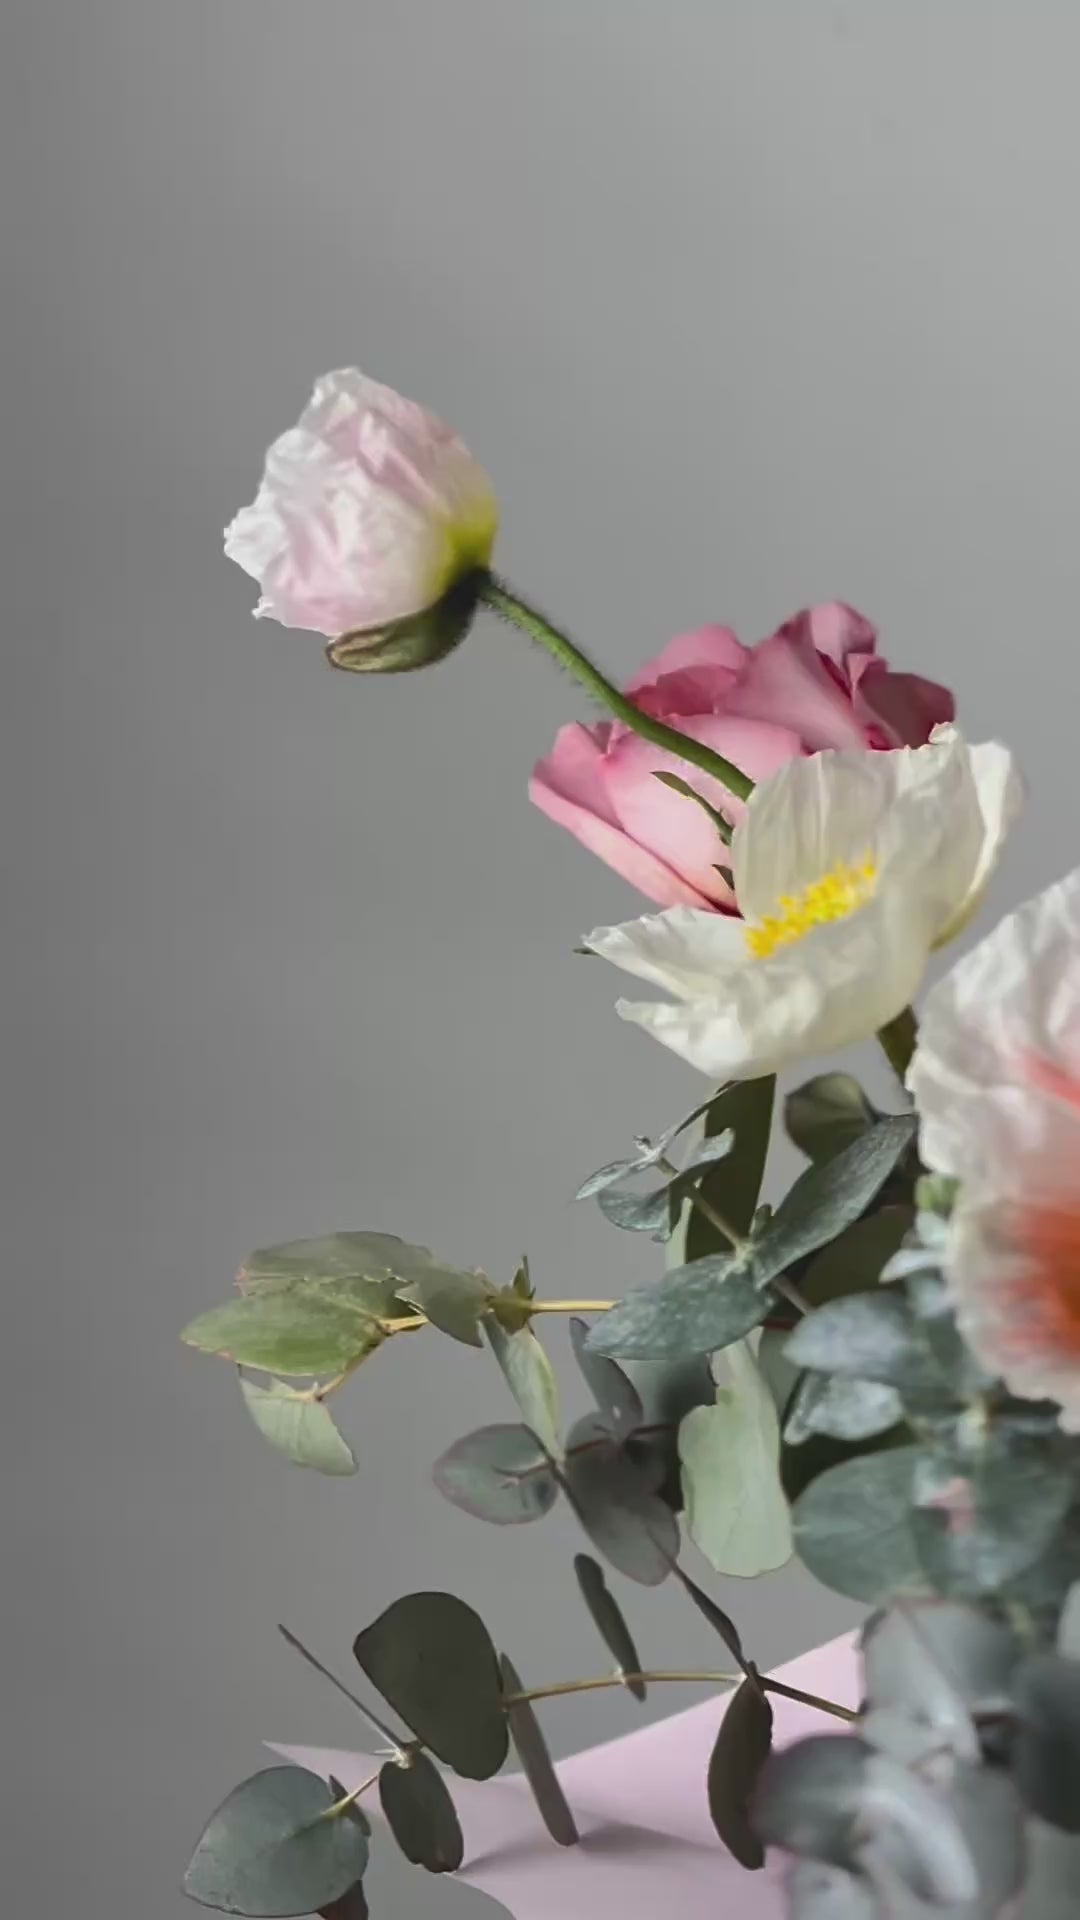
783,1290,939,1395
679,1344,792,1577
755,1736,872,1865
182,1293,382,1379
183,1766,369,1917
562,1415,678,1586
707,1675,773,1868
399,1268,492,1347
784,1074,879,1165
573,1554,646,1698
378,1753,464,1872
433,1424,559,1525
586,1255,770,1363
353,1592,508,1781
784,1373,904,1447
792,1447,923,1603
912,1446,1073,1597
1014,1652,1080,1831
597,1183,678,1239
318,1884,368,1920
569,1318,643,1439
239,1376,357,1476
861,1600,1016,1761
499,1654,579,1846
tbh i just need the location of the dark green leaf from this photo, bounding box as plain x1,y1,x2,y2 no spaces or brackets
784,1291,940,1394
912,1446,1073,1597
685,1077,775,1256
353,1593,508,1781
378,1754,464,1872
573,1554,646,1698
673,1566,749,1674
801,1209,913,1308
569,1319,643,1439
784,1373,904,1446
499,1654,579,1846
563,1415,678,1586
707,1675,773,1868
181,1294,383,1378
399,1267,491,1347
1014,1653,1080,1831
183,1767,368,1918
486,1319,561,1457
784,1074,880,1164
792,1447,923,1602
432,1424,559,1525
586,1255,770,1362
750,1116,917,1288
319,1885,368,1920
239,1375,357,1475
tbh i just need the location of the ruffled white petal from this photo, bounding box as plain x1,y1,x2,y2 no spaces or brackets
225,369,497,637
582,908,747,997
910,867,1080,1192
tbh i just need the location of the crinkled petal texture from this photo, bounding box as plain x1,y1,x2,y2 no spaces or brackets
584,730,1021,1083
910,868,1080,1427
531,604,955,911
225,369,498,636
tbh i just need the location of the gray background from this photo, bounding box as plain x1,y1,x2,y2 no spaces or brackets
6,4,1080,1916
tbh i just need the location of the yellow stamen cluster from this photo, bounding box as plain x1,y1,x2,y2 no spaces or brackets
745,858,877,960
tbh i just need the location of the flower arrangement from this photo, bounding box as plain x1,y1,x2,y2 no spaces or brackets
181,368,1080,1919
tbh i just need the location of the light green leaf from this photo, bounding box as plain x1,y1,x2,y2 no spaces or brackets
182,1293,383,1378
784,1074,880,1164
679,1344,792,1577
792,1446,923,1602
183,1766,368,1917
238,1233,425,1299
486,1319,561,1456
239,1375,357,1475
399,1267,492,1347
587,1254,770,1362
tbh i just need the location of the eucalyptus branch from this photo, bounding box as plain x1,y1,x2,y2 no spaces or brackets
501,1666,856,1723
479,575,754,802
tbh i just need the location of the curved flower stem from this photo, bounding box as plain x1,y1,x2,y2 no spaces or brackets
503,1668,856,1724
878,1005,919,1084
479,574,754,802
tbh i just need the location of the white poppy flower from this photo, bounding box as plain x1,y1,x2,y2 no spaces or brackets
909,868,1080,1428
583,728,1021,1082
225,369,498,639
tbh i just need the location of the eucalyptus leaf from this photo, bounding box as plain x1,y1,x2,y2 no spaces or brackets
861,1600,1017,1765
679,1345,792,1576
237,1233,424,1298
562,1414,678,1586
672,1566,748,1673
707,1675,773,1868
750,1116,917,1289
755,1736,873,1866
573,1554,646,1698
586,1255,770,1362
569,1318,643,1439
486,1319,561,1457
801,1209,913,1309
399,1267,492,1347
378,1753,464,1872
785,1074,880,1164
575,1158,639,1201
912,1446,1073,1596
318,1885,368,1920
681,1128,735,1173
785,1861,876,1920
182,1293,383,1379
1015,1653,1080,1831
597,1183,679,1239
183,1767,369,1918
784,1291,941,1395
353,1592,508,1781
685,1077,775,1256
792,1447,923,1603
499,1654,579,1846
239,1375,357,1476
784,1373,904,1447
432,1424,559,1525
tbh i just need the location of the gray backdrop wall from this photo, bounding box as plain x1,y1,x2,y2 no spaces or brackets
8,5,1080,1916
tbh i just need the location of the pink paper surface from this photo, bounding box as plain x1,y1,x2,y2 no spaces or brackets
273,1630,860,1920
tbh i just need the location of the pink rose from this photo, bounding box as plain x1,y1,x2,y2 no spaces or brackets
530,603,955,911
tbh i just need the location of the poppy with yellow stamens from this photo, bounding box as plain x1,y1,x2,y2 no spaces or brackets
583,727,1021,1083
